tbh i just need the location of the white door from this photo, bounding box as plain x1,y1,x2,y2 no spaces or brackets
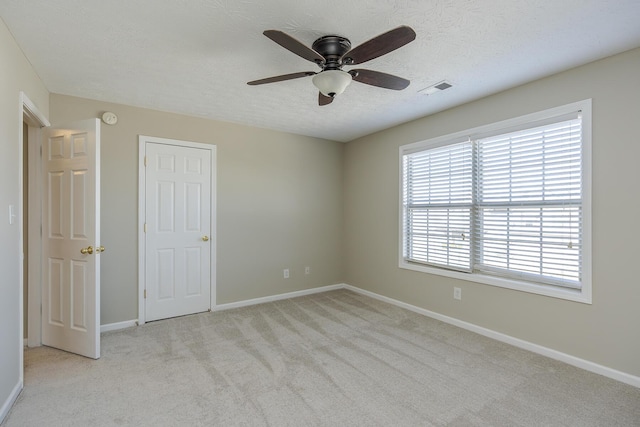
42,119,101,359
144,142,212,321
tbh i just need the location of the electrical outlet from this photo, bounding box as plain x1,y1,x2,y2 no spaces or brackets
283,269,289,279
305,266,310,275
454,287,462,300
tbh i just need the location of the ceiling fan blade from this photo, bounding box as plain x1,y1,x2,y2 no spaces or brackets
247,72,315,85
342,26,416,65
263,30,325,64
318,92,334,106
350,69,410,90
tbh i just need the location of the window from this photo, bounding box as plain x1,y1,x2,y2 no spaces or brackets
400,101,591,303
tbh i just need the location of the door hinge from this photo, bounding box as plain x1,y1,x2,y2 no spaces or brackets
39,145,42,157
144,223,147,233
144,156,147,167
144,289,147,299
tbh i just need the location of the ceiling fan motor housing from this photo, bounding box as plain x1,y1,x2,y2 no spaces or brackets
312,36,351,69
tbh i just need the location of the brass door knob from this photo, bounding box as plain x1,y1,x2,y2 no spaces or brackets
97,246,105,253
202,236,209,242
80,246,94,255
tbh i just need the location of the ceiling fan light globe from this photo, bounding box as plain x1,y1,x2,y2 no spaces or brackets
312,70,352,97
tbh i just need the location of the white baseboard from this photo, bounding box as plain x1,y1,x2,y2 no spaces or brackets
0,380,22,425
343,284,640,389
213,284,344,312
100,319,138,333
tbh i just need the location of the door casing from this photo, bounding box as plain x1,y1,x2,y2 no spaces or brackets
20,93,50,367
137,135,217,324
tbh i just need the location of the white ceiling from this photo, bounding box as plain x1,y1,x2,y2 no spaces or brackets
2,1,640,142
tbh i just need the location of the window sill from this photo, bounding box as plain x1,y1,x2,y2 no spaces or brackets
399,260,592,304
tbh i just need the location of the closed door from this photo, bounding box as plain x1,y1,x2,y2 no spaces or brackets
42,119,101,359
144,142,212,321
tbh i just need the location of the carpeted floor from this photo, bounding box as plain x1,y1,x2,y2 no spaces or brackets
4,289,640,426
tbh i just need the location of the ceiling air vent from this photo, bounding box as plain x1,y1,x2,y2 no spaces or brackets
419,80,452,95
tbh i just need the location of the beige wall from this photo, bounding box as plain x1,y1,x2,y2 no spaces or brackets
50,94,345,324
0,17,49,420
344,47,640,377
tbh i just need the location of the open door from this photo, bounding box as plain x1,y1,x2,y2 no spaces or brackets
41,119,101,359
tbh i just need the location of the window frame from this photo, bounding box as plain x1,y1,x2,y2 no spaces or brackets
398,100,592,304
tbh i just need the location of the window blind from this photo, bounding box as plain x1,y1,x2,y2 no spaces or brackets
403,141,473,271
402,113,583,289
474,117,582,287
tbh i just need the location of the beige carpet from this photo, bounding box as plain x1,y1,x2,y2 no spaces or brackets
5,289,640,426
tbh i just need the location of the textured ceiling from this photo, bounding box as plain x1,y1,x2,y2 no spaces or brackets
1,0,640,142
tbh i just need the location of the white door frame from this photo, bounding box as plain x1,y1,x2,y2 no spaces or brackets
19,92,50,368
137,135,217,325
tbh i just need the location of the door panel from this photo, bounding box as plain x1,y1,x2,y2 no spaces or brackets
42,119,100,359
71,169,89,238
145,142,211,321
48,258,64,325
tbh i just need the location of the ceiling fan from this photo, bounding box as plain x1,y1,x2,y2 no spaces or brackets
247,26,416,106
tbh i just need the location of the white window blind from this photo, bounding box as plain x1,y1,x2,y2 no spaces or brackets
402,111,584,291
403,141,473,271
474,118,582,287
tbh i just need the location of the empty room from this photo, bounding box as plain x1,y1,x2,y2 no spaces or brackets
1,1,639,425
